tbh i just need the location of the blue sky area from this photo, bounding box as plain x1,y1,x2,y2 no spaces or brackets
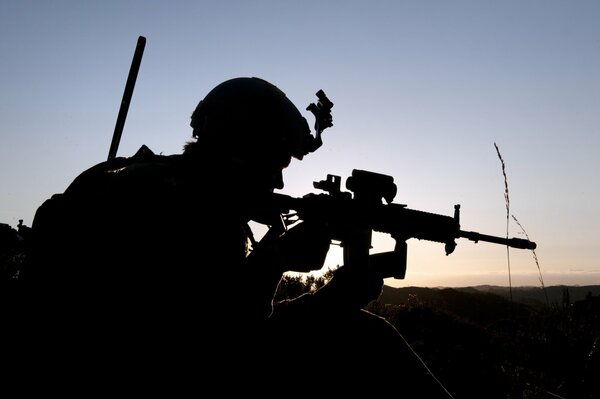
1,1,599,287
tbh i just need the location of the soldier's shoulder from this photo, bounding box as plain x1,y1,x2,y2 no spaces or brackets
65,145,182,197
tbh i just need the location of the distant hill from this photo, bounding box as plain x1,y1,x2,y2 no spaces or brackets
467,285,600,307
381,284,600,309
379,285,529,325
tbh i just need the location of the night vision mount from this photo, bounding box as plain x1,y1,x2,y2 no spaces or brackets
304,89,334,154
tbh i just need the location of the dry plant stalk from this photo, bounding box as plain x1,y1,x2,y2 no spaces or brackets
494,142,513,302
494,142,546,306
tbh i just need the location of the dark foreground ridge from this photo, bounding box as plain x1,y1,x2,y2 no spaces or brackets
368,284,600,399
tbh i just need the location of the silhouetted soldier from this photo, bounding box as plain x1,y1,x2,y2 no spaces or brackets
18,77,451,396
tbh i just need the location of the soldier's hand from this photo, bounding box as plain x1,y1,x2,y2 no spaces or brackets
316,265,384,311
278,221,331,273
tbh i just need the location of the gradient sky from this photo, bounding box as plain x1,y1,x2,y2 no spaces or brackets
1,1,599,288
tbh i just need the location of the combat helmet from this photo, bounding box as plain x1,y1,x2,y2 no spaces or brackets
190,77,331,160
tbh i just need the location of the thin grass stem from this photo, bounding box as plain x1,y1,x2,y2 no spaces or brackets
494,142,513,303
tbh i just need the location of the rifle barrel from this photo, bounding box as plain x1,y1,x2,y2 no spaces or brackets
459,230,536,250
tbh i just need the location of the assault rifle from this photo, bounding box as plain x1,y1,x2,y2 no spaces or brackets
259,169,536,279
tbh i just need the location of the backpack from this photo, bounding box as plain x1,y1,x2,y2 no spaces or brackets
25,144,181,285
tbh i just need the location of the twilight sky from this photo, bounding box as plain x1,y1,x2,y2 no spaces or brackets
1,0,599,288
